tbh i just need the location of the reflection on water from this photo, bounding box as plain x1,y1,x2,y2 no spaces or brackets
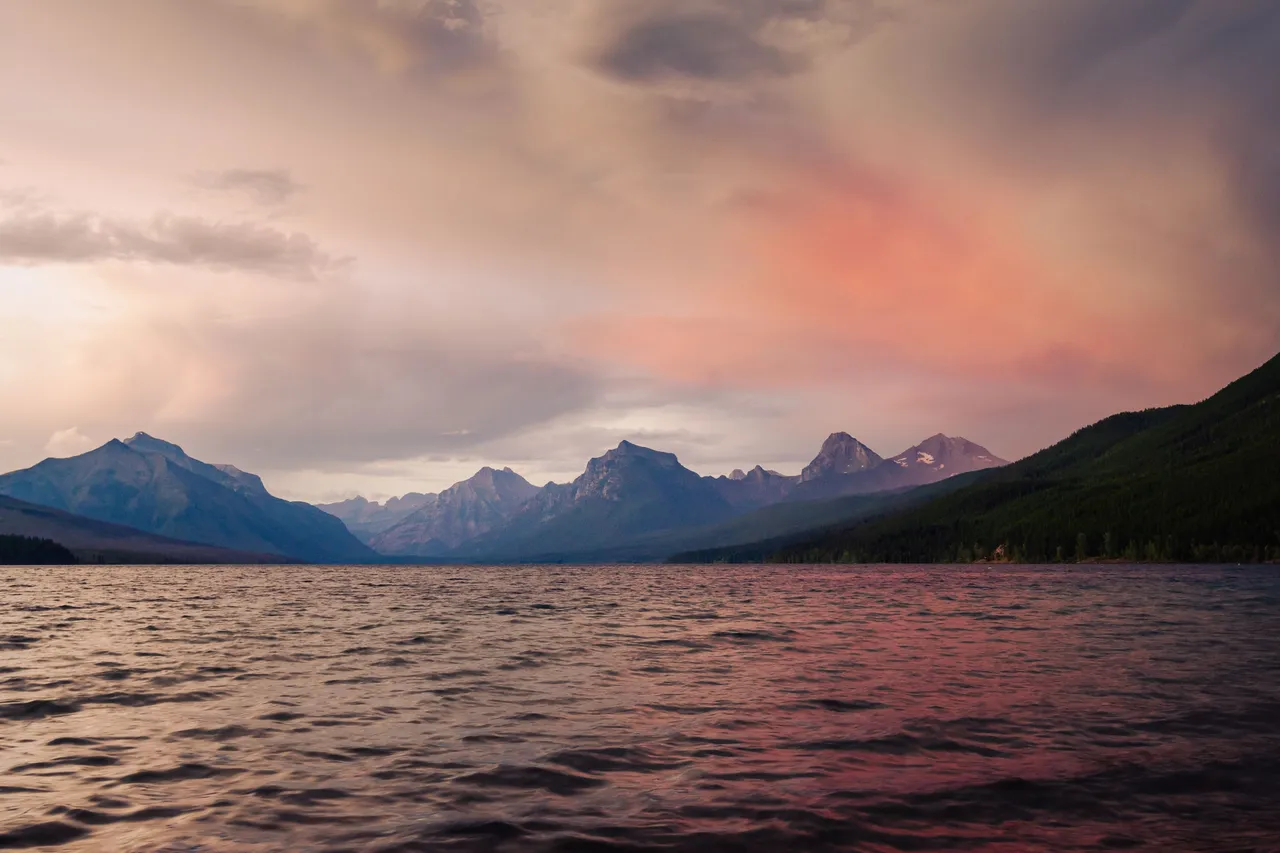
2,564,1279,851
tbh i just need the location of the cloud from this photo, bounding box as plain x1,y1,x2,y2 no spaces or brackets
596,13,802,82
181,328,602,470
0,208,344,279
589,0,882,85
44,427,94,458
854,0,1280,351
0,187,43,211
197,168,304,205
564,0,1280,392
3,0,1280,497
235,0,496,77
3,289,604,473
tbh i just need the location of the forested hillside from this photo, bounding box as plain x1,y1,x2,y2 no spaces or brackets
0,534,77,565
694,353,1280,564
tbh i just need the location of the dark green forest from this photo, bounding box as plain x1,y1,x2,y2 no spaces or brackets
0,534,77,565
679,353,1280,565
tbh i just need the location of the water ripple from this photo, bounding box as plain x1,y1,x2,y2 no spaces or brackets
1,564,1278,851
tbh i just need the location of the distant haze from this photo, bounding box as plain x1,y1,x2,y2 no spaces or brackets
1,1,1277,501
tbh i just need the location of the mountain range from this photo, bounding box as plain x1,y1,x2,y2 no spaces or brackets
785,433,1006,501
0,433,373,563
679,351,1280,564
0,426,1004,563
445,441,738,560
316,492,435,539
0,495,288,564
368,467,542,556
1,345,1273,566
320,433,1005,560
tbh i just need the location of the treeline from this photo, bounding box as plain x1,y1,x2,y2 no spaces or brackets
774,532,1280,564
706,352,1280,566
0,534,77,565
768,464,1280,564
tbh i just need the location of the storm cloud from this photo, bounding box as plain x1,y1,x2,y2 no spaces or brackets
589,0,875,84
174,319,602,470
0,208,342,279
596,13,802,82
15,302,602,473
234,0,497,77
198,168,305,205
1,0,1278,499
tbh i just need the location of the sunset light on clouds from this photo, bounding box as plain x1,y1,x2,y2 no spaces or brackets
2,0,1278,501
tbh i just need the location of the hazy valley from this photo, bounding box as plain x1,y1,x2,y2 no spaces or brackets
3,350,1277,567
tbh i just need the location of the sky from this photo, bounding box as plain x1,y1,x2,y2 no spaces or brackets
1,0,1278,502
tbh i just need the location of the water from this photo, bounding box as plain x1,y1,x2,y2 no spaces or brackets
2,565,1279,852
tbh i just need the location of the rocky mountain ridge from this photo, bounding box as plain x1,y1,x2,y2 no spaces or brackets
801,432,883,481
370,467,541,556
0,433,373,562
341,432,1007,558
317,492,436,539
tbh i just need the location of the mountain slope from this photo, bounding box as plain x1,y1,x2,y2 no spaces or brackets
761,352,1280,563
0,495,290,564
454,441,735,559
789,433,1006,500
800,433,882,481
669,472,990,563
0,534,77,565
0,434,374,562
317,492,436,540
707,466,799,509
347,430,1007,562
370,468,541,556
887,434,1007,484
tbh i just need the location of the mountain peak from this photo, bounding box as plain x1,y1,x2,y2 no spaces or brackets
553,441,703,507
213,463,269,496
615,439,657,453
801,432,883,481
123,432,190,459
604,440,677,465
369,465,540,554
1,432,373,562
892,434,1007,472
447,465,538,496
615,439,659,455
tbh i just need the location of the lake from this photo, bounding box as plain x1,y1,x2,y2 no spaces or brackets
2,564,1279,851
